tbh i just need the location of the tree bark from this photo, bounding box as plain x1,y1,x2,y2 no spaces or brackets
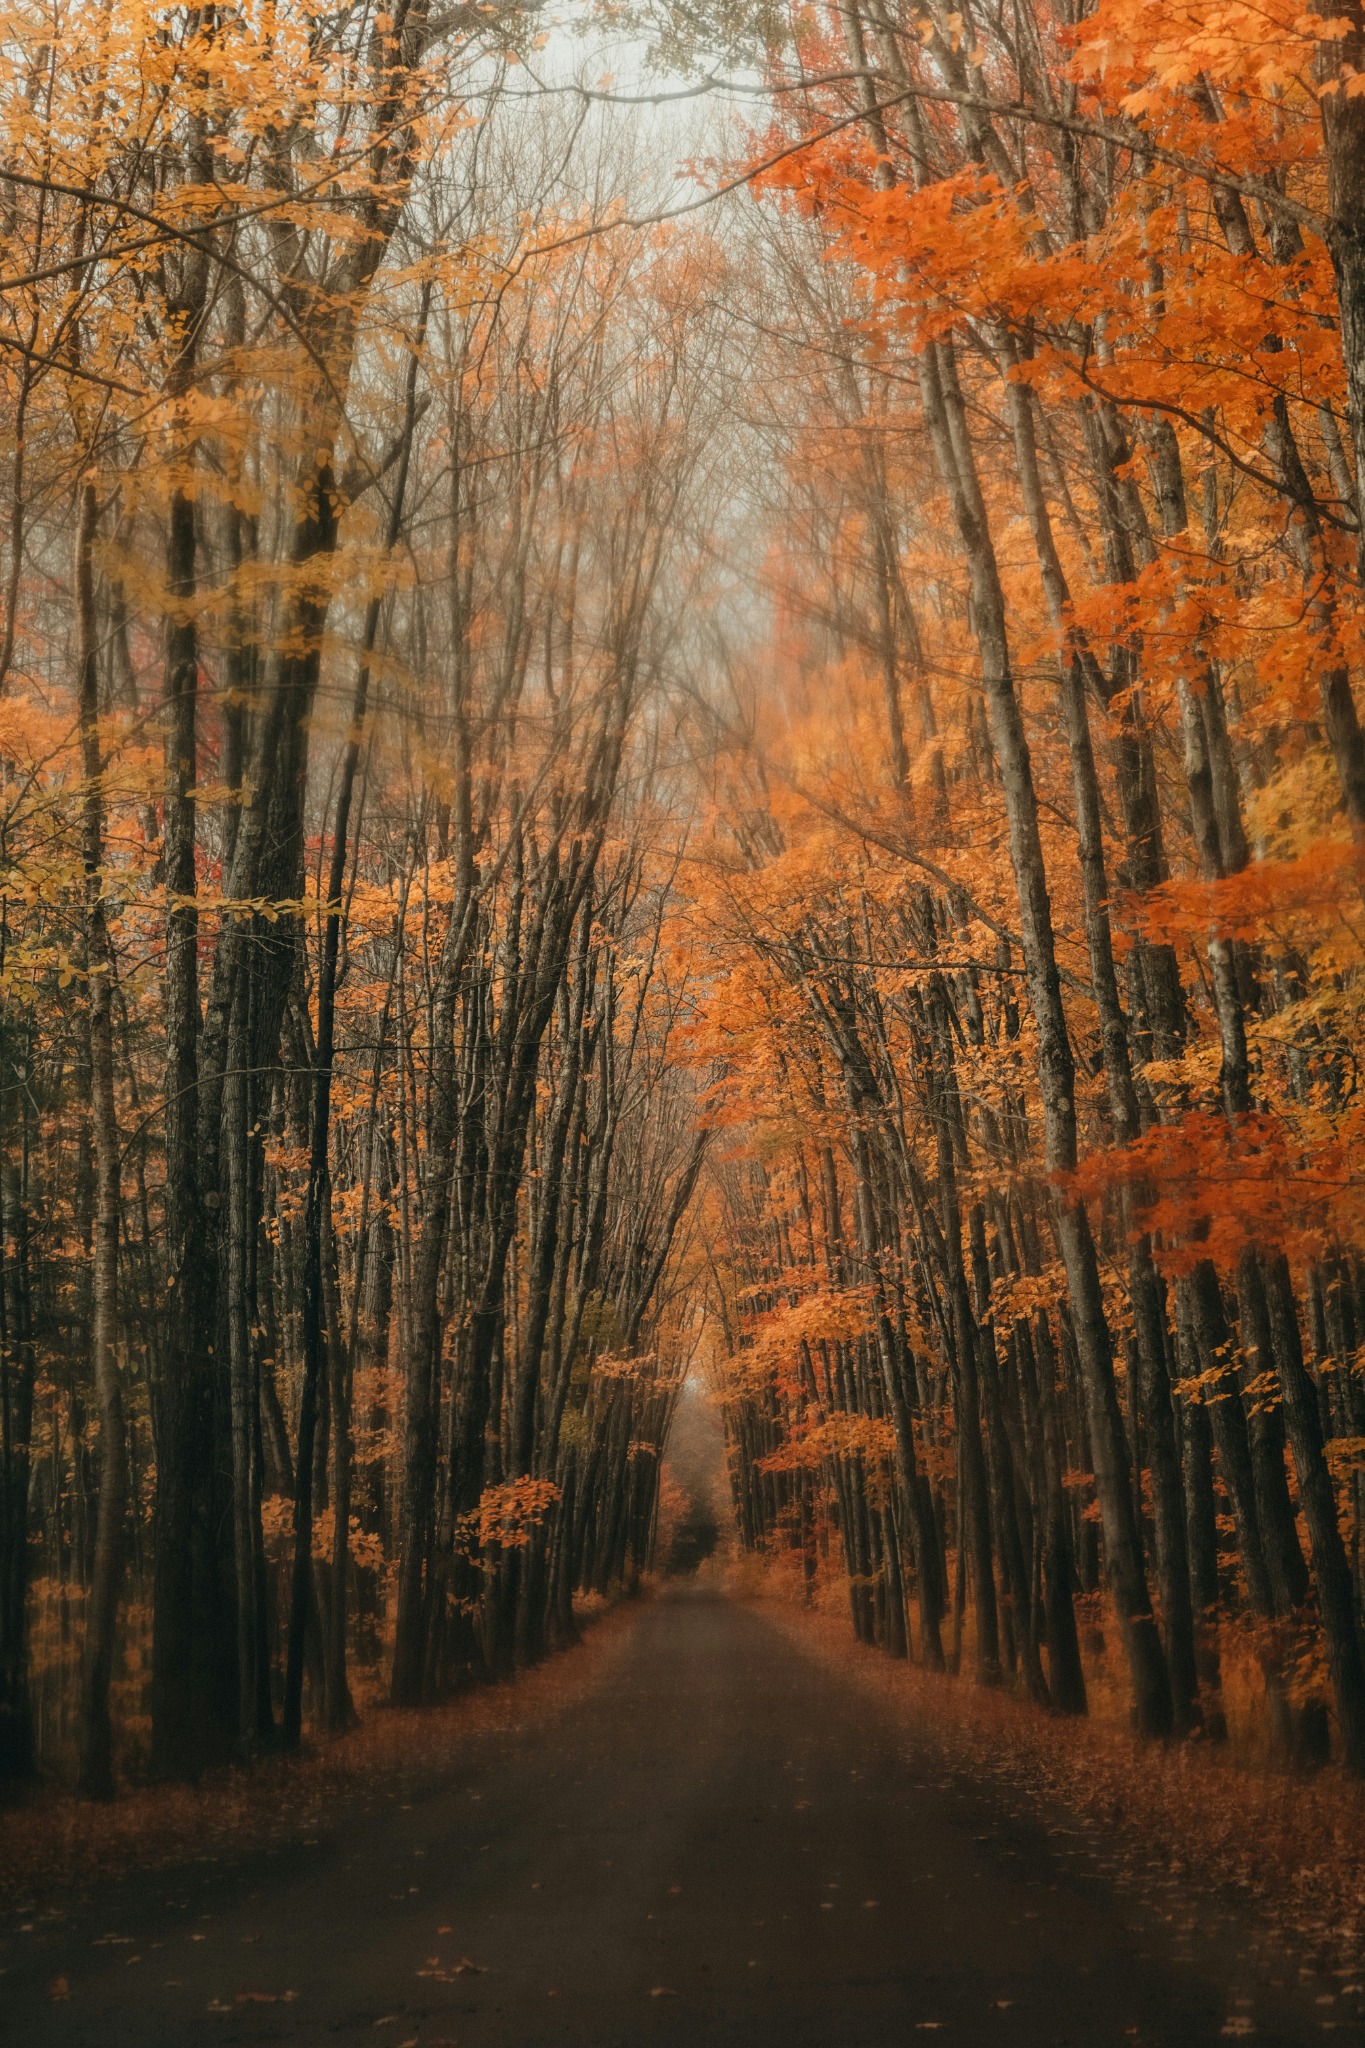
74,477,127,1801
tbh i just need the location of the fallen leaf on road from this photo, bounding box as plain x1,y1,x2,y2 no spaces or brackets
650,1987,678,1998
421,1954,490,1982
49,1976,69,2001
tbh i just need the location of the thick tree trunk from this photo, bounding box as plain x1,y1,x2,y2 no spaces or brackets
1320,10,1365,591
1263,1257,1365,1771
74,479,127,1801
287,300,426,1743
154,478,239,1774
0,1110,36,1786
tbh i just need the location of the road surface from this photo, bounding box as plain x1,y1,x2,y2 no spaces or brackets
0,1587,1348,2045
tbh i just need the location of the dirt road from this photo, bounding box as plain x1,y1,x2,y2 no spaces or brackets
0,1588,1349,2045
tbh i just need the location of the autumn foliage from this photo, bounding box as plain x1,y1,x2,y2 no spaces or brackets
690,0,1365,1768
0,0,710,1793
7,0,1365,1804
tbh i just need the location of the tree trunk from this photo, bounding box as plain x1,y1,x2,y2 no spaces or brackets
74,478,127,1801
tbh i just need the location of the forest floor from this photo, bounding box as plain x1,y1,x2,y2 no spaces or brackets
0,1596,637,1907
1,1579,1360,2046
